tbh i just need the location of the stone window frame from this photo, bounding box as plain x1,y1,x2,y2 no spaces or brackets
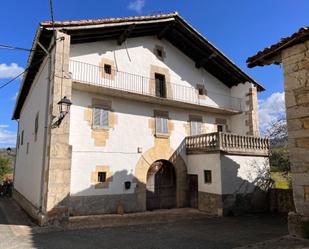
149,65,172,99
154,110,169,138
189,115,203,136
153,45,166,61
91,98,112,131
215,118,228,133
99,58,116,81
92,106,110,130
91,165,113,189
204,170,212,184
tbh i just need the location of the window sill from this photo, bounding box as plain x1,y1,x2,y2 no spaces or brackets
92,127,109,131
155,133,170,139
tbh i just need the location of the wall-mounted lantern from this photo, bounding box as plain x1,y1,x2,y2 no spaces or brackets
51,96,72,128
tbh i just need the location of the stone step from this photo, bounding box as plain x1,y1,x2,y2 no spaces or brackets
65,208,212,230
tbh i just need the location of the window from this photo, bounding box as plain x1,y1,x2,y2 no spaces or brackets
34,112,39,142
157,48,163,58
98,172,107,183
21,130,24,146
191,121,202,136
197,84,207,97
104,64,112,75
155,73,166,98
93,107,109,129
217,124,224,132
155,116,168,135
204,170,212,184
154,45,165,61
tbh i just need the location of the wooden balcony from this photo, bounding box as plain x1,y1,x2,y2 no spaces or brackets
69,60,243,115
186,132,269,156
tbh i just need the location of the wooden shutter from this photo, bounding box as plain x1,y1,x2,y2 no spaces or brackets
156,116,168,134
93,108,109,128
162,117,168,134
191,121,202,135
101,109,109,128
93,108,101,127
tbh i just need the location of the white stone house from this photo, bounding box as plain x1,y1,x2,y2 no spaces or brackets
12,13,270,225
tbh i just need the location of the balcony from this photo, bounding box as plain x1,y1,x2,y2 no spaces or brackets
186,132,269,156
69,60,243,114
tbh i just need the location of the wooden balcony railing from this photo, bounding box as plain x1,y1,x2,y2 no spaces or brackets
186,132,269,156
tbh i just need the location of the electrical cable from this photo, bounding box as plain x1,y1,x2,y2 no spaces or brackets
0,44,43,53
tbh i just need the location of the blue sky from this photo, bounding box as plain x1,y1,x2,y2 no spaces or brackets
0,0,308,147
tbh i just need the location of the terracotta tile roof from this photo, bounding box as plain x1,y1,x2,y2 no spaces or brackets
247,26,309,68
40,12,178,27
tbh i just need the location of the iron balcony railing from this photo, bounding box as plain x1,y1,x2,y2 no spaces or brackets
186,132,269,156
69,60,243,112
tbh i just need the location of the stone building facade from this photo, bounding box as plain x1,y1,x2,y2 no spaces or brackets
247,27,309,238
13,13,269,225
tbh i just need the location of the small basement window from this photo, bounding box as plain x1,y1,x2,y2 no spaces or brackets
98,172,107,183
104,64,112,75
204,170,212,184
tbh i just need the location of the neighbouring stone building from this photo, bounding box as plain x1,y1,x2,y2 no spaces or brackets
13,13,269,225
247,26,309,238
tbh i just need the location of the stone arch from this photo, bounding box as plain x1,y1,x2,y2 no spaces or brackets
146,160,176,210
134,139,189,211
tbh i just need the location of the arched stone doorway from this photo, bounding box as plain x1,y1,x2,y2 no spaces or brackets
146,160,176,210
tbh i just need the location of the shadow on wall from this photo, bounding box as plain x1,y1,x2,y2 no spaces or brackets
220,156,272,216
68,169,146,216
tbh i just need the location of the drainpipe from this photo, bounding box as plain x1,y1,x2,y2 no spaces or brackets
37,40,52,221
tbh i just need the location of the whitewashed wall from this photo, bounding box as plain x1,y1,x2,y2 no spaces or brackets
220,154,269,195
187,153,222,194
70,36,239,110
14,58,49,207
69,89,230,196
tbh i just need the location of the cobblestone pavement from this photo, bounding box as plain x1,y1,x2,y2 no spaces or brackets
1,197,309,249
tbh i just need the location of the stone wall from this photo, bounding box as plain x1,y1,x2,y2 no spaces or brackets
282,41,309,237
42,31,73,224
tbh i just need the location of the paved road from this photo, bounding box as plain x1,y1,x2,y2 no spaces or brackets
0,197,307,249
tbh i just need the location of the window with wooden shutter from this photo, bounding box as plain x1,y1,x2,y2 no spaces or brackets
189,115,203,136
155,116,168,134
93,107,109,129
190,121,202,136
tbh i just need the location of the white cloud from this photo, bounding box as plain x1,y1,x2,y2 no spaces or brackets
128,0,145,13
0,63,24,79
258,92,286,132
0,125,16,147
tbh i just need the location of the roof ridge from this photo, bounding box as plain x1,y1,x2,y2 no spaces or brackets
40,12,178,27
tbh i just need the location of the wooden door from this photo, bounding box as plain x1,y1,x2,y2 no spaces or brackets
188,174,198,208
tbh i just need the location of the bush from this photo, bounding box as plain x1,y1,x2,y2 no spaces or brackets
0,157,12,181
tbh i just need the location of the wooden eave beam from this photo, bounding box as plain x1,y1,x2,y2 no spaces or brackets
117,24,135,45
157,22,175,40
